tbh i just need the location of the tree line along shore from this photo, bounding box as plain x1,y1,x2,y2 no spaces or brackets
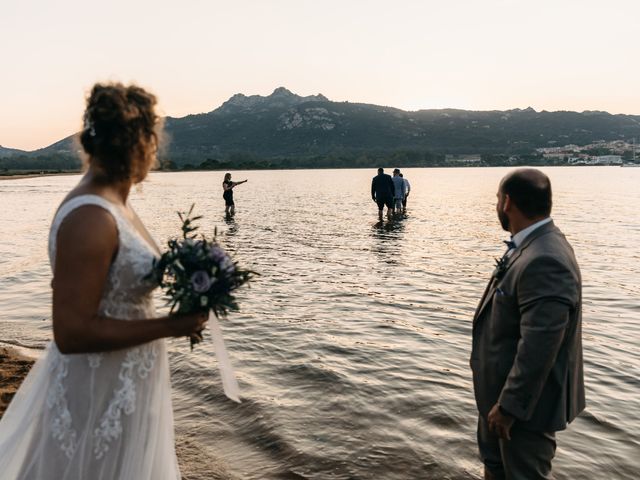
2,149,633,180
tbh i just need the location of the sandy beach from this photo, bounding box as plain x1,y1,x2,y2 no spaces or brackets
0,347,33,418
0,346,237,480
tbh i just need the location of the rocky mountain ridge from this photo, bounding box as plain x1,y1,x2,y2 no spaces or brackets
3,88,640,168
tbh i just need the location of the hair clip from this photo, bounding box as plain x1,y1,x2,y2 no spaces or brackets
84,118,96,137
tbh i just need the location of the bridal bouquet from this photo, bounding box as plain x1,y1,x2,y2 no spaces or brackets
149,204,254,349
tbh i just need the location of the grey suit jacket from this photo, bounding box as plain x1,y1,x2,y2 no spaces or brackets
471,221,585,432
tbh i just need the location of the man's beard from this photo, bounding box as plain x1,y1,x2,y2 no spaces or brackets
498,210,510,232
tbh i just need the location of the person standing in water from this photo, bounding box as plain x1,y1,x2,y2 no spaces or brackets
399,172,411,213
471,169,584,480
222,173,248,216
371,167,395,221
392,168,405,215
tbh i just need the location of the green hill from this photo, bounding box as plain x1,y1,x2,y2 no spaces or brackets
3,87,640,170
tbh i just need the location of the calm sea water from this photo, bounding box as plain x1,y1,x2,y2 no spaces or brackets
1,167,639,479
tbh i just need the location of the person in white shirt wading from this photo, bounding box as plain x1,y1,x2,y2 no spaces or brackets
399,172,410,213
391,168,405,215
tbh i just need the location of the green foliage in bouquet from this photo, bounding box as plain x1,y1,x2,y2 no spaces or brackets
148,204,254,321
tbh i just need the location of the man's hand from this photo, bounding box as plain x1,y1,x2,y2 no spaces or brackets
488,403,515,440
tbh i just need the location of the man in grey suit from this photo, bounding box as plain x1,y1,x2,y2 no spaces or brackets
471,169,585,479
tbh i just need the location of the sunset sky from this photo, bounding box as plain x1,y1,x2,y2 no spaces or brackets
2,0,639,151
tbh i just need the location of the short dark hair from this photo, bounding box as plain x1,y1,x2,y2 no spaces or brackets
500,169,552,218
378,168,384,174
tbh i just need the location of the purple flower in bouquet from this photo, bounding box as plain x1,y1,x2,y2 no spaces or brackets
207,245,225,261
208,245,236,274
148,204,255,350
190,270,213,293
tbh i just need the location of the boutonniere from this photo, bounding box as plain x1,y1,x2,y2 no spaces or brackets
492,256,509,280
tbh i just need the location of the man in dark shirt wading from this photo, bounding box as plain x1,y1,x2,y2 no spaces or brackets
371,168,395,221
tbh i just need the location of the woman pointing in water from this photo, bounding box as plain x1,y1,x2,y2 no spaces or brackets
222,172,248,216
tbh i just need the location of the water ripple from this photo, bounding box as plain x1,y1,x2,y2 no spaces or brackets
1,167,639,479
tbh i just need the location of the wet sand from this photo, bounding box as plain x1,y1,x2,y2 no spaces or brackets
0,347,33,417
0,346,237,480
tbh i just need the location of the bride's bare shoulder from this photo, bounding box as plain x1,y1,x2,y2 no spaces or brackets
55,206,118,262
59,184,122,208
55,189,120,253
58,201,117,234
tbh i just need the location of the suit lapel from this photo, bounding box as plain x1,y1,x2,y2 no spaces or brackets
473,221,558,324
474,271,504,325
474,276,496,323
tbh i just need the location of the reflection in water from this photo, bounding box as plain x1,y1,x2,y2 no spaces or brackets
371,216,407,268
372,216,407,234
223,213,238,237
1,168,639,480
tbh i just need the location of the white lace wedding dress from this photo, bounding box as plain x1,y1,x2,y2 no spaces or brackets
0,194,180,479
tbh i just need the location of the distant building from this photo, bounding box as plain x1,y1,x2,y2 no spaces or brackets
538,140,635,163
594,155,622,165
445,154,481,165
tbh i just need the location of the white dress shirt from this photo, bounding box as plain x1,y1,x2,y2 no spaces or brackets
506,217,552,257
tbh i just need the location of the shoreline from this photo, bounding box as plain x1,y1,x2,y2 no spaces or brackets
0,345,236,479
0,171,80,181
0,163,627,183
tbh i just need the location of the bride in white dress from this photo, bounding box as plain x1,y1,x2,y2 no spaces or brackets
0,83,208,479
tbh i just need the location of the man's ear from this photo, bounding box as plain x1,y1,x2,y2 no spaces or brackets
503,194,512,213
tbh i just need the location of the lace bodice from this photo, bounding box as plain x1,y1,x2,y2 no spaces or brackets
48,194,159,319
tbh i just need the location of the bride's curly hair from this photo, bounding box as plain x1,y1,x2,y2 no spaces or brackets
79,83,162,183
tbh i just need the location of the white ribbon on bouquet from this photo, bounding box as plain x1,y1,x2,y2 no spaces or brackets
208,311,241,403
